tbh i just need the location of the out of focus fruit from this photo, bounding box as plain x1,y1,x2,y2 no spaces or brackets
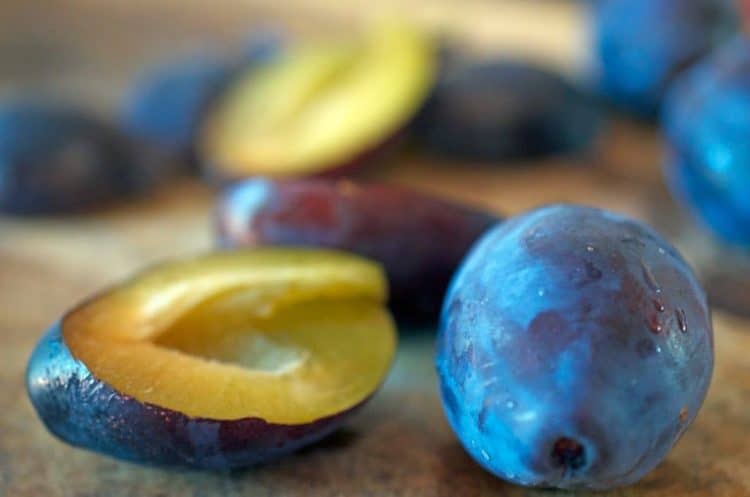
437,205,713,490
200,22,436,179
592,0,736,117
0,101,167,215
121,36,282,160
416,60,602,161
663,35,750,246
217,178,498,321
27,249,396,469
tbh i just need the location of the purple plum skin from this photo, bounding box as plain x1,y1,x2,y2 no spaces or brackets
26,323,357,469
121,35,282,161
436,205,713,490
216,178,499,322
415,60,603,161
592,0,736,118
662,35,750,247
0,101,167,215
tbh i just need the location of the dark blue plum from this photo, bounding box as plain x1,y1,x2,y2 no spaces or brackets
415,60,603,161
121,36,282,159
121,53,234,157
0,101,167,215
591,0,736,118
663,35,750,247
436,205,713,490
27,324,349,469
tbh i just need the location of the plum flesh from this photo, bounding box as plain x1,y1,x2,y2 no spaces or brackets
662,35,750,246
415,60,602,161
216,178,499,321
436,205,713,490
0,101,166,215
591,0,736,117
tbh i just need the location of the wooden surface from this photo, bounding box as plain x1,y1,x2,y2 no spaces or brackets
1,1,750,496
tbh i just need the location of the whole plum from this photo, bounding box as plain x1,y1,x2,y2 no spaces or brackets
592,0,736,117
217,178,499,321
415,60,602,161
663,35,750,246
121,36,281,160
0,101,166,215
122,54,233,158
436,205,713,490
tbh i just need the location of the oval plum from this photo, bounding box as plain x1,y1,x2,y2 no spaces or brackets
27,249,396,469
0,101,168,215
662,35,750,246
436,205,713,490
591,0,736,117
121,35,282,161
415,60,602,161
216,178,499,321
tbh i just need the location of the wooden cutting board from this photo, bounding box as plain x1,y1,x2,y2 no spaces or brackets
1,1,749,496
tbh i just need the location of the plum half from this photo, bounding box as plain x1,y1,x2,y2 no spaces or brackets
216,178,499,321
27,249,396,469
199,22,436,179
436,205,713,490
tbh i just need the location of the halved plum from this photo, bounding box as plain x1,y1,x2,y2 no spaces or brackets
199,22,436,179
26,249,396,469
216,178,500,322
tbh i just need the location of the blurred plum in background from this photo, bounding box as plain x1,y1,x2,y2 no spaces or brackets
415,60,603,162
591,0,737,118
121,34,283,164
199,22,437,180
0,100,170,215
663,35,750,247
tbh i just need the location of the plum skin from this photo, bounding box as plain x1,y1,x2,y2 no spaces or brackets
121,36,281,161
0,101,166,215
27,323,358,469
121,55,234,157
415,60,602,161
216,178,499,321
436,205,713,490
592,0,735,117
662,35,750,247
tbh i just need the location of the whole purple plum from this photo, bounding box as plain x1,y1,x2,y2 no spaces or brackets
436,205,713,490
0,101,166,215
591,0,736,117
662,35,750,246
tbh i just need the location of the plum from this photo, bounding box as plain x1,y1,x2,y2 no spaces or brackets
662,35,750,246
591,0,736,117
199,22,436,179
27,249,396,469
121,54,234,159
0,101,168,215
415,60,603,161
216,178,499,321
436,205,713,490
121,36,282,160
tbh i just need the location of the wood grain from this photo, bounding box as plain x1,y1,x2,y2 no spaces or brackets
1,1,749,496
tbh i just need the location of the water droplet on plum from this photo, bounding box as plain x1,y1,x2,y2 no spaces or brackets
676,308,688,333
